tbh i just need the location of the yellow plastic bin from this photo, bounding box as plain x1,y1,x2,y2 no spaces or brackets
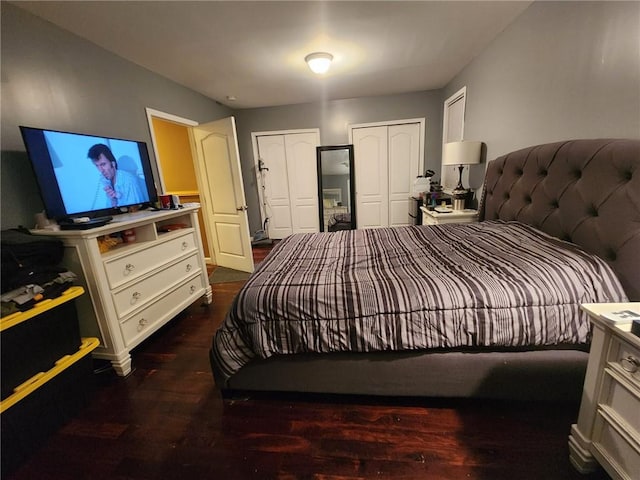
0,337,99,474
1,286,85,400
0,286,99,475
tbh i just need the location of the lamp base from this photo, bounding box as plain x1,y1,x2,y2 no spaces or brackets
454,164,466,191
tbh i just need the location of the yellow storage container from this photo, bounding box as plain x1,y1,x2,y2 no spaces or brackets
0,287,99,474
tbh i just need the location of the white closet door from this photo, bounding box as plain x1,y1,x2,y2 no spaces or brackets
353,126,389,228
257,135,292,239
388,123,421,227
284,132,319,234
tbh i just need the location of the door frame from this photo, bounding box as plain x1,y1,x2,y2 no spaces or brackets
441,87,467,190
250,128,321,234
145,108,198,195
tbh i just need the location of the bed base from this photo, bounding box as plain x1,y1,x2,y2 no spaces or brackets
213,348,589,402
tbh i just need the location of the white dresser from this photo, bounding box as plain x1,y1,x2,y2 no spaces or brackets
569,303,640,480
32,206,212,376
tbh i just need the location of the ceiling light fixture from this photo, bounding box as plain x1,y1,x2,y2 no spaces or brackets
305,52,333,74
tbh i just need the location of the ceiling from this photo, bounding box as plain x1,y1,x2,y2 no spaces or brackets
14,1,532,109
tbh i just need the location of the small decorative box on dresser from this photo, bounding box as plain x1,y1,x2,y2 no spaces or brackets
31,206,212,376
569,302,640,480
420,206,478,225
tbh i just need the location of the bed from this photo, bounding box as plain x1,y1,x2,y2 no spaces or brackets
327,212,352,232
210,138,640,401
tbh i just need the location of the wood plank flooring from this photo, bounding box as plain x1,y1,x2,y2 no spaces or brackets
6,242,611,480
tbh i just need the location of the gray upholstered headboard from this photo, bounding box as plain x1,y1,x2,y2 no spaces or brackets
479,139,640,301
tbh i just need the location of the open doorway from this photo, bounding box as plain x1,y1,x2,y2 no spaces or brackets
146,109,254,273
145,108,211,261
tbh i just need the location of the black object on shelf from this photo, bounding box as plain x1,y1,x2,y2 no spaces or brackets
59,216,112,230
632,320,640,338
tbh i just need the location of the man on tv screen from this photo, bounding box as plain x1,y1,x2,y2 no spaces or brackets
88,143,145,209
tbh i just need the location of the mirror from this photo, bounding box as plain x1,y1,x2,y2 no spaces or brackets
316,145,356,232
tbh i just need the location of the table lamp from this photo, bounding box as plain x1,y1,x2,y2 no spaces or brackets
442,141,482,193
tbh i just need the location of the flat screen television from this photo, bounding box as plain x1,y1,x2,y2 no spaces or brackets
20,126,158,222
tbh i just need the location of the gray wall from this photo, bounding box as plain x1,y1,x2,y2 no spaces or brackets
444,1,640,189
235,91,443,234
4,1,638,235
1,3,232,229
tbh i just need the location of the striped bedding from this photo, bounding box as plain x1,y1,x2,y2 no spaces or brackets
212,221,627,382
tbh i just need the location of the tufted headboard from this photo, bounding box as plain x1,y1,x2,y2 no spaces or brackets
479,139,640,301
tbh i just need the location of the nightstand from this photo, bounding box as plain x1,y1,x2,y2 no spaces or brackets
569,302,640,480
420,206,478,225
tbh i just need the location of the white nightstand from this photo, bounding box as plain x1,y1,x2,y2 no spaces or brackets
569,302,640,480
420,206,478,225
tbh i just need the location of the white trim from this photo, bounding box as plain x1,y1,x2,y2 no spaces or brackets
348,117,426,131
251,128,320,138
144,107,198,194
442,87,467,145
250,128,321,230
145,108,199,127
441,87,467,190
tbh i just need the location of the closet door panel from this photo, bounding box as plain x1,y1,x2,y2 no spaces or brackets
353,126,389,229
388,123,421,227
269,204,293,233
285,133,320,234
257,135,292,239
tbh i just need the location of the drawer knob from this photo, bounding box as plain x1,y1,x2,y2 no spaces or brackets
132,291,141,302
137,318,148,332
125,263,135,273
182,241,188,250
186,263,192,272
190,285,196,294
621,355,639,373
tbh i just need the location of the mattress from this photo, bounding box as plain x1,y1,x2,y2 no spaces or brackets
212,221,627,383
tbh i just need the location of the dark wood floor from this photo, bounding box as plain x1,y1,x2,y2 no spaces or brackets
7,242,611,480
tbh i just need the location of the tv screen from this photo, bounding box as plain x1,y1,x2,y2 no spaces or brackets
20,126,158,221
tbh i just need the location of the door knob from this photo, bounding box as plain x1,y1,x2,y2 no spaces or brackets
236,205,248,211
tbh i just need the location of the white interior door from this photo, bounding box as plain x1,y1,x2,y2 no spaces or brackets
256,135,292,239
254,129,320,239
353,126,389,228
284,133,320,234
388,123,421,227
190,117,254,273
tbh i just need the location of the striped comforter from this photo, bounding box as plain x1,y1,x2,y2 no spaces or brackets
212,221,627,382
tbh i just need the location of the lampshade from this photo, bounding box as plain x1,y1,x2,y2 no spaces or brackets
442,141,482,166
305,52,333,74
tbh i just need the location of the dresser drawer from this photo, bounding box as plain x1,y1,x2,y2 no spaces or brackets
592,410,640,480
104,232,197,289
119,274,205,348
608,337,640,385
599,369,640,438
111,253,201,318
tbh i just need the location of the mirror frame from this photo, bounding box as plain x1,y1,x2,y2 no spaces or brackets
316,144,356,232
